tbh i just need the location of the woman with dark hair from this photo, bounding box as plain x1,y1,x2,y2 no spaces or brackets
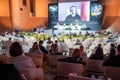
72,48,80,59
29,42,42,54
8,42,35,68
9,42,23,57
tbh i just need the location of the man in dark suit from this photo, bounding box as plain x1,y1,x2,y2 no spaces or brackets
103,44,120,67
39,40,48,54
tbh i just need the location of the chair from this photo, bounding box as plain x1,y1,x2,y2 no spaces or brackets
57,62,84,78
24,53,43,68
31,57,43,68
68,73,102,80
85,59,104,76
49,55,67,67
104,66,120,80
49,55,67,73
18,67,44,80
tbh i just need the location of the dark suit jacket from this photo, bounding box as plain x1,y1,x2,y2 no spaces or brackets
0,64,23,80
39,45,48,54
103,54,120,67
89,47,104,60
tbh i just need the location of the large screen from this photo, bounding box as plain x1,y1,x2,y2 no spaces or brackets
59,1,90,22
58,1,103,30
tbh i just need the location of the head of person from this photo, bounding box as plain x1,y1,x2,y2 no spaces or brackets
55,40,58,44
32,42,39,49
70,6,77,17
9,38,12,41
48,38,51,41
39,40,43,45
47,40,52,44
98,43,102,48
72,48,80,58
111,43,116,48
9,42,23,57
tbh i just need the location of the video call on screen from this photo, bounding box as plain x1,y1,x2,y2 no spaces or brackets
48,0,103,30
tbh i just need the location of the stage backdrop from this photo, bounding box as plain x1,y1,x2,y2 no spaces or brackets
48,3,58,29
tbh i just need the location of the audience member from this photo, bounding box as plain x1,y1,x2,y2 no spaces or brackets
29,42,42,54
8,42,35,68
107,35,115,43
78,31,82,36
46,41,52,52
50,44,63,55
89,44,104,60
103,44,120,67
60,40,68,53
109,43,116,57
90,32,95,37
39,40,48,54
59,49,85,64
75,39,81,45
79,45,87,57
85,31,90,36
55,40,61,52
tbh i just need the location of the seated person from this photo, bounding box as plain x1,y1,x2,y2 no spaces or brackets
85,31,90,36
75,39,81,45
79,45,87,58
50,44,63,55
60,40,68,53
89,44,104,60
46,41,52,52
8,42,35,68
109,43,116,57
39,40,48,54
103,44,120,67
58,49,85,65
107,35,115,42
29,42,42,54
55,40,61,52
